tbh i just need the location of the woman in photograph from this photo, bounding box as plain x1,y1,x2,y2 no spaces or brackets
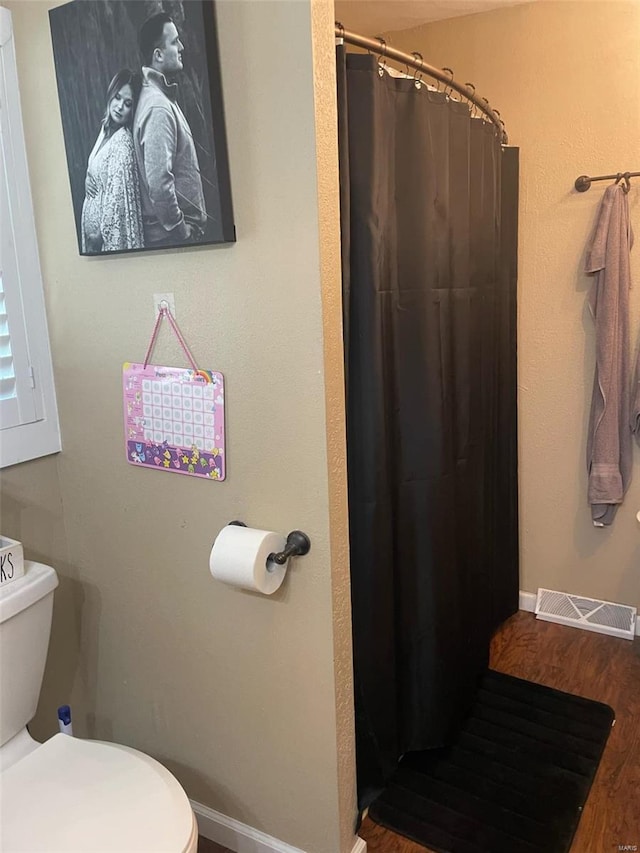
81,69,144,253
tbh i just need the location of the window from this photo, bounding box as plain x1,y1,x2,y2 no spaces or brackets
0,6,61,468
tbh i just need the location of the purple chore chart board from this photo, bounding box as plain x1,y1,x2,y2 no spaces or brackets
123,307,225,481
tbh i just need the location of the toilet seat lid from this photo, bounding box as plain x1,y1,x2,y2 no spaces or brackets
1,734,196,852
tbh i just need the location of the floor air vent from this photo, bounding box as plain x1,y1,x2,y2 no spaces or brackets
535,588,637,640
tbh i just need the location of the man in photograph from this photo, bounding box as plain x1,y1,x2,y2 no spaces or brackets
134,12,207,246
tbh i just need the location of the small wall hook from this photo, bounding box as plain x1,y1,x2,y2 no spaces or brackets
268,530,311,567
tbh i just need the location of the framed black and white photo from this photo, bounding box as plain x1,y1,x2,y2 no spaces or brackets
49,0,235,255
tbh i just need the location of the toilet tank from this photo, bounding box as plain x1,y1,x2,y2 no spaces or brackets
0,562,58,747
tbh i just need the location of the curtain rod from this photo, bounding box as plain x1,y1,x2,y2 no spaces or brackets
335,23,508,144
575,171,640,192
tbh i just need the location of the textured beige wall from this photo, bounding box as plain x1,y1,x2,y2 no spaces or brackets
0,1,357,851
383,0,640,608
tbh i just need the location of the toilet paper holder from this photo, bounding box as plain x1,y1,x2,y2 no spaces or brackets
229,521,311,568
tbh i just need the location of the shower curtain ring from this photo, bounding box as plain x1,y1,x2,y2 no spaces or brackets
375,36,388,76
465,83,476,114
442,67,454,97
411,52,424,88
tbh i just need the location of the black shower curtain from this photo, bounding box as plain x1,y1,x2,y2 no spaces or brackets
337,49,520,808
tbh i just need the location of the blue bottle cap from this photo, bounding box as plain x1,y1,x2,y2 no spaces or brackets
57,705,71,725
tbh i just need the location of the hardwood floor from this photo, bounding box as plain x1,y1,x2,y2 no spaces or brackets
359,611,640,853
197,837,232,853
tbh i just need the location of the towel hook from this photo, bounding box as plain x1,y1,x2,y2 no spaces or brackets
614,172,631,193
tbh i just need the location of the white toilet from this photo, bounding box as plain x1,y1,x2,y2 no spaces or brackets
0,561,199,852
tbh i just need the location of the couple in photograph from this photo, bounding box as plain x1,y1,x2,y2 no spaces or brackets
81,12,206,253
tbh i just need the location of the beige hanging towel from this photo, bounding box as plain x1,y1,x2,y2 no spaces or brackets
585,183,634,527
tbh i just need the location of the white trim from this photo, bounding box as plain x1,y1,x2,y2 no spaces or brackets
0,6,61,468
519,590,536,612
190,800,366,853
519,589,640,636
0,7,11,47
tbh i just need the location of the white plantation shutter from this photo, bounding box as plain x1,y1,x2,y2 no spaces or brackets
0,272,22,424
0,274,16,409
0,142,39,431
0,6,60,466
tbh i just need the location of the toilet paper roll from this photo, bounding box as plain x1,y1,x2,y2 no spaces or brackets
209,525,288,594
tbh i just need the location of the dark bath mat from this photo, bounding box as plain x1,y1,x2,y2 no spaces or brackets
369,669,614,853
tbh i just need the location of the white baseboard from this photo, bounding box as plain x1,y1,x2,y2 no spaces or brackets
519,589,640,636
519,590,536,612
191,800,366,853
